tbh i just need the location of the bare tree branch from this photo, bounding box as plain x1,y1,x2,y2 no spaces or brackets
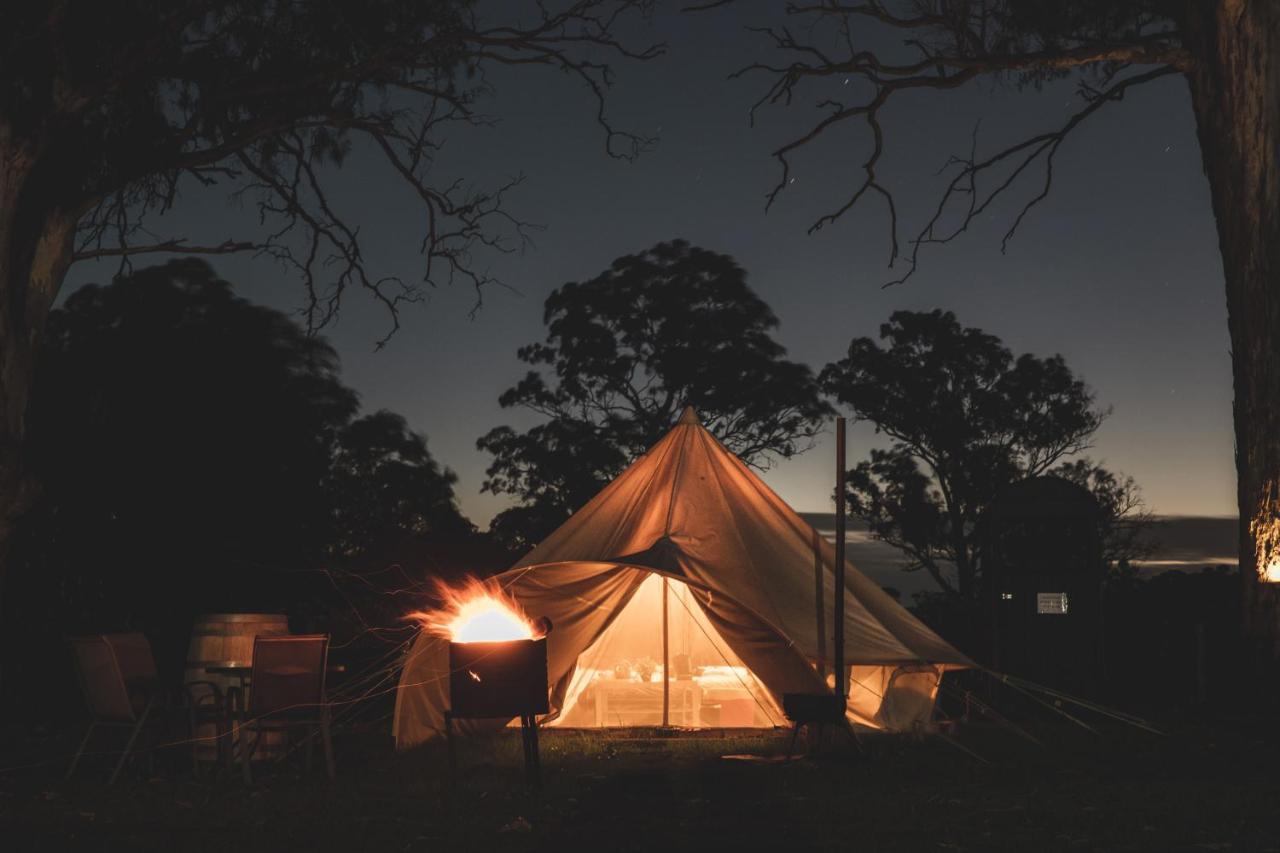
56,1,662,344
71,238,259,262
887,65,1179,286
702,1,1189,283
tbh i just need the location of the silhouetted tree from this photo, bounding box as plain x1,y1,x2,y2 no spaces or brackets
709,0,1280,651
29,260,356,588
6,260,470,682
821,309,1146,599
0,0,659,610
327,410,475,561
479,240,833,550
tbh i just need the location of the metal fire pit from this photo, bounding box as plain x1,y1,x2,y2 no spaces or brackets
448,638,549,719
446,637,549,786
781,693,856,760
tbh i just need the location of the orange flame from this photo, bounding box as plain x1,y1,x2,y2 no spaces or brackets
407,577,535,643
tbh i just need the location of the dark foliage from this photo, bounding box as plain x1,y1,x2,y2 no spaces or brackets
328,410,475,561
821,309,1146,598
3,260,484,705
479,240,832,551
0,2,662,627
1102,566,1242,710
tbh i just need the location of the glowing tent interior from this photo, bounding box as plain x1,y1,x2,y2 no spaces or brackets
393,408,972,745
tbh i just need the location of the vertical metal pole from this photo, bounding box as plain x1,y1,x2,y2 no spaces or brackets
1194,622,1207,706
813,528,827,684
834,417,847,700
662,576,670,727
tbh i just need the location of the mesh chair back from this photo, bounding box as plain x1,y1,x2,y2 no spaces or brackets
69,636,135,722
249,635,328,717
102,632,158,686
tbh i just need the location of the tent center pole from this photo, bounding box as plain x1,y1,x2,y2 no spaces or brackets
662,576,670,727
834,417,847,700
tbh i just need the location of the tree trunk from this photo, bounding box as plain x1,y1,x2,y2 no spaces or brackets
953,537,976,600
0,125,77,638
1184,2,1280,662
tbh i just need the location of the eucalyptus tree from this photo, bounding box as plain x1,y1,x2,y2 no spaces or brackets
707,1,1280,647
0,0,659,593
822,309,1148,598
480,240,832,550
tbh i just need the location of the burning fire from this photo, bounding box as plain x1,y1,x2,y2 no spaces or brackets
407,577,535,643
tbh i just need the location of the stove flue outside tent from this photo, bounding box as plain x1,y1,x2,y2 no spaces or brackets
394,407,973,745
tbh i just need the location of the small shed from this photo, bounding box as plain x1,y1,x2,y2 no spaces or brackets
983,476,1104,695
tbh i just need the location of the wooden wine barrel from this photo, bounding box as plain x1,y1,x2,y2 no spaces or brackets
185,613,289,762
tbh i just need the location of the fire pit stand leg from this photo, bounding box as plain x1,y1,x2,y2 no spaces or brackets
520,714,541,789
444,712,457,784
529,716,541,787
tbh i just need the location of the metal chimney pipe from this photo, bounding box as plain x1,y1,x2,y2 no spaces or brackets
834,417,847,700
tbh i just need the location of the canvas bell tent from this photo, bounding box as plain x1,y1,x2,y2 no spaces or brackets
393,408,972,746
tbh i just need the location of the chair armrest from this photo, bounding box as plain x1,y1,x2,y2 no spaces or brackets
124,678,177,713
182,681,225,707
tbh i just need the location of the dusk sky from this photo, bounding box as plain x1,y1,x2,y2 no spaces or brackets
65,3,1234,529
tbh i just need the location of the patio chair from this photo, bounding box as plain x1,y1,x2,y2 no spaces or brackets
229,634,334,783
101,632,159,696
107,631,234,773
66,634,166,785
68,633,230,783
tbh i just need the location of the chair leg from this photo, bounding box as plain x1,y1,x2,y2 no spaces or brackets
241,732,254,784
320,708,335,782
110,702,154,786
239,710,254,785
187,706,201,777
66,723,97,780
218,713,232,777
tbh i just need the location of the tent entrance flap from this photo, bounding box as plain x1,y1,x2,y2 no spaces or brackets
545,573,784,728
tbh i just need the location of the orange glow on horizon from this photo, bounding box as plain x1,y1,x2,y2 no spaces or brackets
407,577,535,643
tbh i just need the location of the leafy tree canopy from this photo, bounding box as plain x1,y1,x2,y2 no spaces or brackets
479,239,832,550
10,260,475,668
327,409,476,561
821,309,1146,598
0,2,660,608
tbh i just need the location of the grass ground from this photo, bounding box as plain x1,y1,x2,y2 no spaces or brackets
2,715,1278,852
